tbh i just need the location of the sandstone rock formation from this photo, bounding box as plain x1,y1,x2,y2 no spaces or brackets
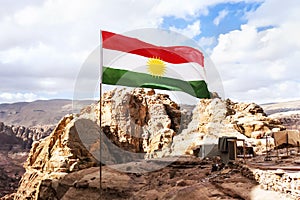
228,99,284,138
0,123,23,151
0,122,54,199
0,122,53,150
99,88,182,159
0,124,29,198
269,112,300,131
8,88,289,199
164,98,285,157
0,167,20,198
10,88,186,199
14,115,99,200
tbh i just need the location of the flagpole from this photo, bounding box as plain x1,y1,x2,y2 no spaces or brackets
202,57,210,98
99,29,103,197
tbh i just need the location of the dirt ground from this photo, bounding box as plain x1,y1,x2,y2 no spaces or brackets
100,156,261,200
100,152,300,200
1,149,299,199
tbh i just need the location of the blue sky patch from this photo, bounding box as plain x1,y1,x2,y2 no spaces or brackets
257,25,275,32
161,1,262,40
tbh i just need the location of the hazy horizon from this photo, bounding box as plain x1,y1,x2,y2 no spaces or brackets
0,90,299,106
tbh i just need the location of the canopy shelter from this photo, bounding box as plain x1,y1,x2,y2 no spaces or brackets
273,130,300,157
273,130,300,147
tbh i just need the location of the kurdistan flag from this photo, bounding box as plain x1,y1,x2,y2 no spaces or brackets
101,30,210,98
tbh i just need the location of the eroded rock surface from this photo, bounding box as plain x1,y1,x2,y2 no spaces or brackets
165,98,284,157
269,112,300,131
0,122,53,150
14,115,99,200
99,88,182,159
7,88,290,199
11,88,181,199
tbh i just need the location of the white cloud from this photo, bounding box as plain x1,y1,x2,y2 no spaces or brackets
199,37,216,47
169,20,201,38
211,0,300,103
0,0,297,104
247,0,300,27
213,9,229,26
0,0,168,103
236,80,300,104
0,92,42,103
152,0,262,19
198,36,217,54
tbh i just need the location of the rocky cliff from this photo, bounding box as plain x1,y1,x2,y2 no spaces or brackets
0,122,37,198
8,88,288,199
0,122,53,150
2,88,185,199
0,121,55,199
99,89,283,159
164,98,284,157
13,114,99,199
99,88,183,160
268,112,300,131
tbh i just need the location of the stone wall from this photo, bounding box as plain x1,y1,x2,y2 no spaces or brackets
253,169,300,198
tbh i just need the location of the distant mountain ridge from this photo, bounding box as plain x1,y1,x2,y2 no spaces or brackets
261,100,300,131
1,98,299,127
0,99,94,127
0,99,95,152
260,100,300,115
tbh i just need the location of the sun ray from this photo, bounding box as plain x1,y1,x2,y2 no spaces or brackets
146,57,166,77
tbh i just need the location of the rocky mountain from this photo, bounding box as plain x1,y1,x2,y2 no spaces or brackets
0,151,27,198
6,88,290,200
0,124,23,151
261,100,300,115
0,99,93,199
0,99,94,127
0,122,53,150
0,122,53,197
166,99,284,157
261,100,300,131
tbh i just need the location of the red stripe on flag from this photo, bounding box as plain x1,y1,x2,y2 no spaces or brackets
102,31,204,67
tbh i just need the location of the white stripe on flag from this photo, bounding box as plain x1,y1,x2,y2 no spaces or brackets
103,48,206,81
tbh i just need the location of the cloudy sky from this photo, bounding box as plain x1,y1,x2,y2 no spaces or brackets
0,0,299,104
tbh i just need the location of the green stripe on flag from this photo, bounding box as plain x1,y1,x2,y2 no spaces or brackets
102,67,210,98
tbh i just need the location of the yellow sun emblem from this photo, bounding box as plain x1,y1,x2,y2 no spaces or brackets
146,57,166,77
